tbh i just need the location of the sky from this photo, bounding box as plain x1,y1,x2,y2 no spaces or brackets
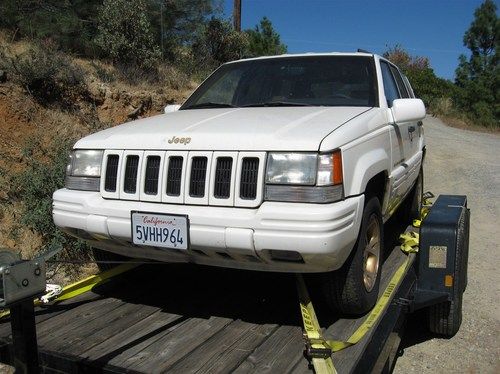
222,0,492,80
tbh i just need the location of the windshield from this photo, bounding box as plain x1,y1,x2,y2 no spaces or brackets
182,56,378,109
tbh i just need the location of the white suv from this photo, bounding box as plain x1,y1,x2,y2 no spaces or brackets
53,53,425,314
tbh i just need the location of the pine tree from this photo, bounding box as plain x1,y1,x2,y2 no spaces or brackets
245,17,287,57
455,0,499,127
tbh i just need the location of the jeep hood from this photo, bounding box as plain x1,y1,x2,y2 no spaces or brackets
74,107,372,151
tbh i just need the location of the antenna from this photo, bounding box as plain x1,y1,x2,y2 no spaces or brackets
357,49,372,54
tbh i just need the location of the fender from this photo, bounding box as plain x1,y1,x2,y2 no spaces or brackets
342,132,392,201
348,149,389,192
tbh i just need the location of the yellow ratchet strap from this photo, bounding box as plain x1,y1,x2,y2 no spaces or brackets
296,274,337,374
399,231,419,254
297,257,412,374
0,262,137,319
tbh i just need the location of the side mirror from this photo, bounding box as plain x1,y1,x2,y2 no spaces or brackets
391,98,426,123
164,104,181,114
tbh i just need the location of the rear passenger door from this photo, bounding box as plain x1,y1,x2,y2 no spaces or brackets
402,74,424,154
389,66,420,171
380,61,412,212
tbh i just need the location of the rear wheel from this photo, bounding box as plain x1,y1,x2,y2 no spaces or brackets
322,197,383,315
92,248,129,272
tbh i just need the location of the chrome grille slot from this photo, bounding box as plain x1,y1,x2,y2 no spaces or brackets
189,157,208,197
124,155,139,193
166,156,183,196
104,155,119,192
144,156,161,195
240,157,259,199
214,157,233,199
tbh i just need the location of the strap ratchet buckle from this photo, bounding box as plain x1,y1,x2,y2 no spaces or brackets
304,337,332,359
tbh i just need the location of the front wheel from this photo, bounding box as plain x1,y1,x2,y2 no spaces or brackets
322,197,384,315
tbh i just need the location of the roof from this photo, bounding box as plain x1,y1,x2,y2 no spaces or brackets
226,52,379,64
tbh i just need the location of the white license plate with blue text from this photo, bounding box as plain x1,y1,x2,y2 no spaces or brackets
131,212,189,250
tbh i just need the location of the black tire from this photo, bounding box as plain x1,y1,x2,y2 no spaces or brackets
428,207,469,337
405,168,423,222
92,248,129,272
322,197,384,315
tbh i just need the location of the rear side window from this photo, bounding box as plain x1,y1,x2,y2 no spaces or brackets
390,65,410,98
403,75,415,98
380,61,400,107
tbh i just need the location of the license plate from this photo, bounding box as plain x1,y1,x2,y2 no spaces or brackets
131,212,189,250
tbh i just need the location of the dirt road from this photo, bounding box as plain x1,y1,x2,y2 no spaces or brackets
394,117,500,373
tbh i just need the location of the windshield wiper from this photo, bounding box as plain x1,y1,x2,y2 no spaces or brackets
242,101,314,107
182,102,237,110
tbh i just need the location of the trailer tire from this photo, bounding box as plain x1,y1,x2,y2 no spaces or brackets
428,207,469,337
323,197,383,315
92,248,129,272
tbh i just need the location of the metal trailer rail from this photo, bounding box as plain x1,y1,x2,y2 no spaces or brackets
0,195,469,374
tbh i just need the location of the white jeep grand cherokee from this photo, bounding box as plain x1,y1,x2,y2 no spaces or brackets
53,53,425,314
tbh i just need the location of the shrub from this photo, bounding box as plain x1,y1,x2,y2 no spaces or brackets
11,138,89,258
95,0,161,70
2,43,87,106
91,60,116,84
157,64,190,90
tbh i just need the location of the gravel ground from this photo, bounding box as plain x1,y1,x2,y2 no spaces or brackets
393,116,500,373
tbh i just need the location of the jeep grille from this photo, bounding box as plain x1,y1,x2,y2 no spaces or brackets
101,151,265,207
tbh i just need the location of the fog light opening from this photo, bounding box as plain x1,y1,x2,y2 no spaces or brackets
269,250,304,263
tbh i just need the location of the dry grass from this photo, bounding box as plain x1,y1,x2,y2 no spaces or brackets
0,204,43,258
434,114,499,134
429,98,499,134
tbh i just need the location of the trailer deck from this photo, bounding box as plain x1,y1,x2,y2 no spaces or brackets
0,245,414,373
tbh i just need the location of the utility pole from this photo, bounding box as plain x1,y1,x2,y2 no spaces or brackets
233,0,241,31
160,1,164,60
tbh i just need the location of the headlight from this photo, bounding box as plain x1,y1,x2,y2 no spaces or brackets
65,150,103,191
265,151,343,203
266,153,317,185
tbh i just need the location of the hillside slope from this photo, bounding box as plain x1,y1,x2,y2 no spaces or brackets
0,36,195,271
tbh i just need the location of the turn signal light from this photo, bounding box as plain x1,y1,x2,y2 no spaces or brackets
332,151,343,185
445,275,453,287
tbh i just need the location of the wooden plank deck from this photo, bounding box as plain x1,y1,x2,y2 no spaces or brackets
0,245,412,374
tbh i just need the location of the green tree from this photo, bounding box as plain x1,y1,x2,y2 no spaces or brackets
383,45,456,107
95,0,161,69
146,0,219,61
245,17,287,57
0,0,101,55
455,0,499,127
190,17,248,70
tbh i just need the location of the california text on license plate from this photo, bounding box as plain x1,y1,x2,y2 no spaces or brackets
131,212,189,250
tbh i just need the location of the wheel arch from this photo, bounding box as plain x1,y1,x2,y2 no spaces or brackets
343,147,390,208
364,171,389,207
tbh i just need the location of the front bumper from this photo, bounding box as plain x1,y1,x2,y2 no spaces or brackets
52,189,364,273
